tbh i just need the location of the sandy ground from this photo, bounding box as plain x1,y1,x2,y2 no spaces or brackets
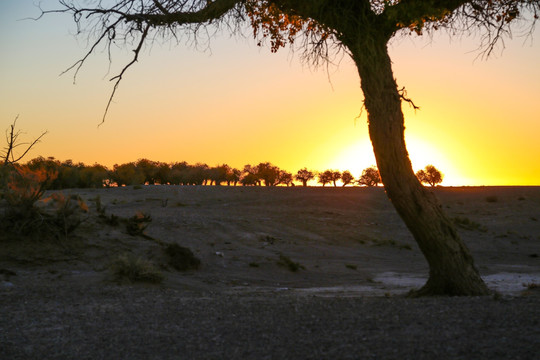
1,186,539,358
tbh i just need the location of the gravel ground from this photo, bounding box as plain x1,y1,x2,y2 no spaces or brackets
1,283,539,360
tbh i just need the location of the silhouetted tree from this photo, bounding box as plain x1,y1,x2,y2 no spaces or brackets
295,168,315,187
256,162,281,186
317,170,333,187
208,164,229,185
241,164,261,186
329,170,341,187
358,166,381,187
227,168,241,186
279,170,294,186
341,170,355,187
154,162,172,185
79,164,110,188
416,165,444,187
54,0,540,294
170,161,189,185
136,158,159,185
112,162,145,186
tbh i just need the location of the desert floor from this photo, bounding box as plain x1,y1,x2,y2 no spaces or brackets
1,186,539,359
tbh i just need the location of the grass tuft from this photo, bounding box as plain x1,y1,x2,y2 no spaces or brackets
452,216,487,232
277,254,304,272
111,253,163,284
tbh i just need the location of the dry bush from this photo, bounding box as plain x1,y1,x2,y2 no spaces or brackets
0,166,86,240
164,243,201,271
125,211,152,236
110,253,164,284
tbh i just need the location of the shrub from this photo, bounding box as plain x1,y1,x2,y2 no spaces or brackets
164,243,201,271
485,196,498,203
277,254,304,272
1,167,85,240
126,211,152,236
452,216,487,232
110,253,164,284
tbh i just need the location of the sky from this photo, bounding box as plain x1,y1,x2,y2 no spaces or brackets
1,1,539,186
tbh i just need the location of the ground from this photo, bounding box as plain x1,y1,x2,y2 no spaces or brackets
1,186,539,358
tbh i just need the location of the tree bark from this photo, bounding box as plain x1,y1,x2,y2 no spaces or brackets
349,35,489,296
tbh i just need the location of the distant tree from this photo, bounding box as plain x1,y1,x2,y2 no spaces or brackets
416,165,444,187
154,162,171,185
226,168,241,186
295,168,315,187
187,163,209,185
136,158,159,185
79,164,110,188
240,172,260,186
256,162,281,186
241,164,261,186
278,170,294,186
112,162,145,186
358,166,381,187
317,170,333,187
169,161,189,185
209,164,230,185
341,171,355,187
329,170,342,187
58,159,82,189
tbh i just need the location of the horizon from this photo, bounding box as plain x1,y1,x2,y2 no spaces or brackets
1,1,540,187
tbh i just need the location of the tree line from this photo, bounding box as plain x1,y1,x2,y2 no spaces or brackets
12,156,442,189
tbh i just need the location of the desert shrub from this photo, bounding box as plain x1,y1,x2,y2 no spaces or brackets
277,254,304,272
452,216,487,232
523,282,539,290
1,166,85,240
164,243,201,271
370,238,412,250
43,193,88,237
3,166,57,212
111,253,164,283
345,264,357,270
485,196,498,203
126,211,152,236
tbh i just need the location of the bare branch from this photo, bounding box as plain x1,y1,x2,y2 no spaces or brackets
398,87,420,111
1,116,48,168
101,23,151,125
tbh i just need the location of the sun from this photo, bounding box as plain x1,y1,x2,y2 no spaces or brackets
331,141,377,178
330,136,468,186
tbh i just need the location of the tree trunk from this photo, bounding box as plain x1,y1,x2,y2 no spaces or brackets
349,36,489,296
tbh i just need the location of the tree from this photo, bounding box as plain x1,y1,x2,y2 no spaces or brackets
329,170,342,187
112,162,145,186
52,0,540,295
341,170,355,187
416,165,444,187
227,168,242,186
295,168,315,187
317,170,333,187
358,166,381,187
255,162,282,186
278,170,294,186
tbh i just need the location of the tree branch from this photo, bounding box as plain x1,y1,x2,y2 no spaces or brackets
125,0,241,26
2,116,48,167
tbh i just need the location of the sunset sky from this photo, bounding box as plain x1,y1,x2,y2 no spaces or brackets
1,1,539,186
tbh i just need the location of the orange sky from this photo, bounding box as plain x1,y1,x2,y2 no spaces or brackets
1,1,539,186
